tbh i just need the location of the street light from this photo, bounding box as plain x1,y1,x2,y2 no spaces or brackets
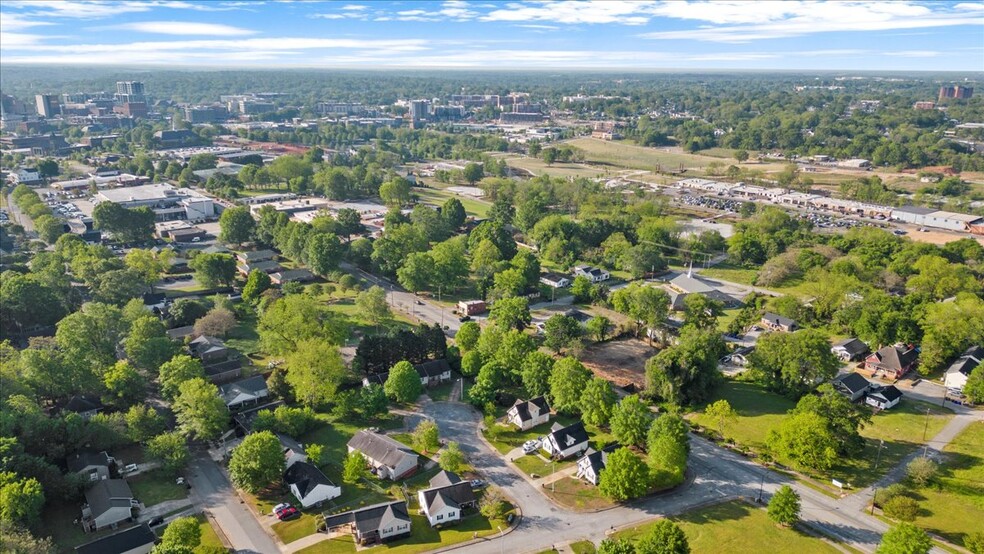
497,525,504,554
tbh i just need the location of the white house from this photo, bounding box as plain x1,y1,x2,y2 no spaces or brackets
542,421,590,460
834,372,872,402
81,479,138,532
866,385,903,410
575,446,616,486
416,470,476,527
832,338,870,362
414,360,453,387
539,273,571,289
506,397,550,430
347,430,419,480
67,451,115,482
573,266,610,283
944,346,983,393
278,434,307,469
284,461,341,509
218,376,269,410
322,501,412,545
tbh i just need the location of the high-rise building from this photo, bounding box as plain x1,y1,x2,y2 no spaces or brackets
939,85,974,101
115,81,146,104
35,94,60,118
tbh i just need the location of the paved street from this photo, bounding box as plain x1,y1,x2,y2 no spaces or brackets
188,452,280,554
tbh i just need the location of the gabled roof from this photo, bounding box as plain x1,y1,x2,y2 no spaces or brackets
272,269,314,282
540,272,569,283
68,451,112,473
218,375,267,404
428,470,462,489
190,335,227,356
166,325,196,340
284,461,335,499
419,472,475,514
547,421,589,450
323,500,409,534
63,395,103,414
669,274,716,294
579,444,618,475
278,433,304,455
833,338,869,357
347,430,417,469
75,523,156,554
85,479,133,518
364,372,388,386
762,312,796,328
868,345,918,371
201,245,230,255
836,372,871,395
237,249,276,262
509,397,549,423
870,385,903,403
142,292,166,306
415,359,451,379
946,345,984,377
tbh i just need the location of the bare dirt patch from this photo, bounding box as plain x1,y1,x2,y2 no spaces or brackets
579,338,656,390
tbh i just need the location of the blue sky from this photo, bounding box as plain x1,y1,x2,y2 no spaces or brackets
1,1,983,70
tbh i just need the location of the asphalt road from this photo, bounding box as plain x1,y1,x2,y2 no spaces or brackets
188,452,280,554
422,399,921,554
344,262,463,335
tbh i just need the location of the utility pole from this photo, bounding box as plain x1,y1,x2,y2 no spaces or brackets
922,407,931,441
756,472,765,503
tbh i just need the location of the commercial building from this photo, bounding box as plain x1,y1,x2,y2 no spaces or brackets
96,183,214,222
939,85,974,101
115,81,146,104
185,105,229,123
35,94,60,118
891,206,984,232
317,102,366,116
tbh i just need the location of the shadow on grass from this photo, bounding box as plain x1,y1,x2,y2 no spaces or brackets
676,500,753,525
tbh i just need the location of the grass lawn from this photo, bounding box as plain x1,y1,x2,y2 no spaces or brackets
570,540,597,553
273,513,321,544
413,187,491,219
699,264,759,287
483,415,578,456
542,477,615,511
195,514,225,554
513,454,573,478
910,423,984,548
688,380,796,451
503,155,609,180
129,469,189,508
47,499,118,553
616,501,842,554
296,535,357,554
425,381,454,402
566,138,726,171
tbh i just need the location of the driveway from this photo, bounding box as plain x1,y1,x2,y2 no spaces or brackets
188,451,281,554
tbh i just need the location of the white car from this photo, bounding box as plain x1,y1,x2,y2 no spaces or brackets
272,503,290,515
522,439,540,454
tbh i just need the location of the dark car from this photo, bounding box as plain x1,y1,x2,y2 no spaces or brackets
459,315,472,322
147,516,165,527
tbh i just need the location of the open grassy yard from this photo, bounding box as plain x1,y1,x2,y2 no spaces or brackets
541,477,615,512
503,155,609,179
47,499,118,553
566,138,732,172
513,454,574,478
194,514,225,553
910,423,984,548
483,415,577,456
413,187,491,219
129,469,189,508
616,501,843,554
688,380,796,450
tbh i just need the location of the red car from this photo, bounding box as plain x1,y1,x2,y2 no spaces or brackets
276,506,300,521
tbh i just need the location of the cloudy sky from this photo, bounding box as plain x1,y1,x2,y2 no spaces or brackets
1,0,983,70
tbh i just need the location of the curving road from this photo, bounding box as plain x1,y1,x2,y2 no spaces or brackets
422,398,920,554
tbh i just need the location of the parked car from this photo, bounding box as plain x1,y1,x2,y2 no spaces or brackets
522,439,540,455
277,506,300,521
459,315,472,322
470,479,487,489
272,503,291,516
147,516,164,527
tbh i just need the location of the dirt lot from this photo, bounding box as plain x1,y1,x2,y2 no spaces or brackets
579,337,657,390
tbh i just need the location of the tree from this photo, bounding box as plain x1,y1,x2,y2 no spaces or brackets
285,339,346,408
586,316,612,342
906,457,938,486
647,429,688,488
193,307,237,338
599,538,636,554
92,202,154,243
456,321,481,352
748,330,840,397
439,441,465,473
125,248,172,287
599,447,652,501
793,384,871,456
125,404,166,443
124,316,178,371
412,420,440,454
242,269,272,303
229,431,286,493
385,360,423,403
174,378,229,440
189,253,236,288
611,395,653,448
462,162,484,185
919,294,984,374
521,351,554,398
442,197,466,229
355,286,391,326
549,357,592,414
703,400,738,441
379,178,412,207
542,148,558,165
0,524,56,553
304,444,325,468
581,377,617,427
343,451,367,484
767,485,801,526
218,206,255,245
306,233,343,276
0,474,44,527
91,268,146,307
479,485,508,519
645,328,724,406
544,314,582,354
682,294,723,331
570,275,593,303
964,531,984,554
734,149,749,163
488,296,530,331
102,360,146,409
766,411,838,471
460,350,483,377
876,523,932,554
965,365,984,404
636,519,690,554
34,214,64,244
55,302,127,371
610,283,669,342
159,355,205,400
146,431,191,476
258,294,346,354
883,496,919,522
157,516,201,553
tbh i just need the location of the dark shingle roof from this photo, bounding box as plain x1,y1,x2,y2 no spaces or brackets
836,372,871,395
284,461,335,499
414,359,451,379
63,395,103,414
762,312,796,328
509,397,549,423
946,345,984,377
547,421,589,450
870,385,903,403
237,249,277,262
85,479,133,518
868,345,918,371
75,523,155,554
428,470,462,489
323,501,409,534
833,338,869,357
68,451,112,473
420,477,475,513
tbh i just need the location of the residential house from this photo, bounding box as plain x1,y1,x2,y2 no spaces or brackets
760,313,797,333
237,259,281,276
68,451,116,482
347,430,419,480
832,338,870,362
62,395,104,420
284,461,341,509
575,445,618,486
142,292,168,314
506,397,550,430
203,358,242,385
75,523,156,554
721,346,754,367
189,335,229,363
271,269,315,285
322,500,412,545
414,359,452,387
573,265,610,283
542,421,590,460
834,372,871,402
666,272,741,310
865,345,918,380
235,250,277,265
944,345,984,393
218,375,269,410
417,470,476,527
81,479,138,532
866,385,903,410
457,300,487,316
539,273,571,289
189,335,242,384
232,400,284,435
165,325,196,341
278,434,307,469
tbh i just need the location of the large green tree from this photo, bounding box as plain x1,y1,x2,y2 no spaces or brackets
258,294,346,354
229,431,285,493
580,377,617,427
611,395,653,448
306,233,343,276
599,447,652,501
146,431,191,476
766,411,838,471
159,355,206,400
636,519,690,554
549,357,592,415
218,206,256,245
384,361,423,403
644,328,724,405
748,330,839,397
876,522,932,554
189,253,236,288
174,378,229,440
767,485,801,526
488,296,530,331
285,339,347,408
157,516,202,553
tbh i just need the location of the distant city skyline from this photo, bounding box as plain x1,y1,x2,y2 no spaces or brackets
1,0,983,70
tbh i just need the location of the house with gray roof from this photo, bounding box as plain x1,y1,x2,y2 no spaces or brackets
506,397,550,430
832,338,870,362
416,470,476,527
865,345,918,380
75,523,156,554
575,444,618,486
323,500,411,545
68,450,116,482
284,461,341,509
347,430,418,480
761,312,797,333
218,375,269,410
82,479,138,532
944,345,984,393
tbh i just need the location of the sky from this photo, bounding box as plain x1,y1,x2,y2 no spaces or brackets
1,0,983,71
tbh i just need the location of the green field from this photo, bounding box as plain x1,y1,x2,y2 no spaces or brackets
296,513,510,554
566,138,736,172
911,423,984,548
502,155,609,179
688,381,796,451
195,514,226,553
542,477,615,512
413,187,491,219
129,469,190,508
615,501,842,554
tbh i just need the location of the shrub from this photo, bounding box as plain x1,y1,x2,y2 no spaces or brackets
883,496,919,522
906,457,938,487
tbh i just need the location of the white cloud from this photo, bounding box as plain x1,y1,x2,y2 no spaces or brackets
3,0,246,20
94,21,257,36
882,50,941,58
312,13,347,19
0,11,55,32
482,1,654,25
8,36,430,55
340,4,369,10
